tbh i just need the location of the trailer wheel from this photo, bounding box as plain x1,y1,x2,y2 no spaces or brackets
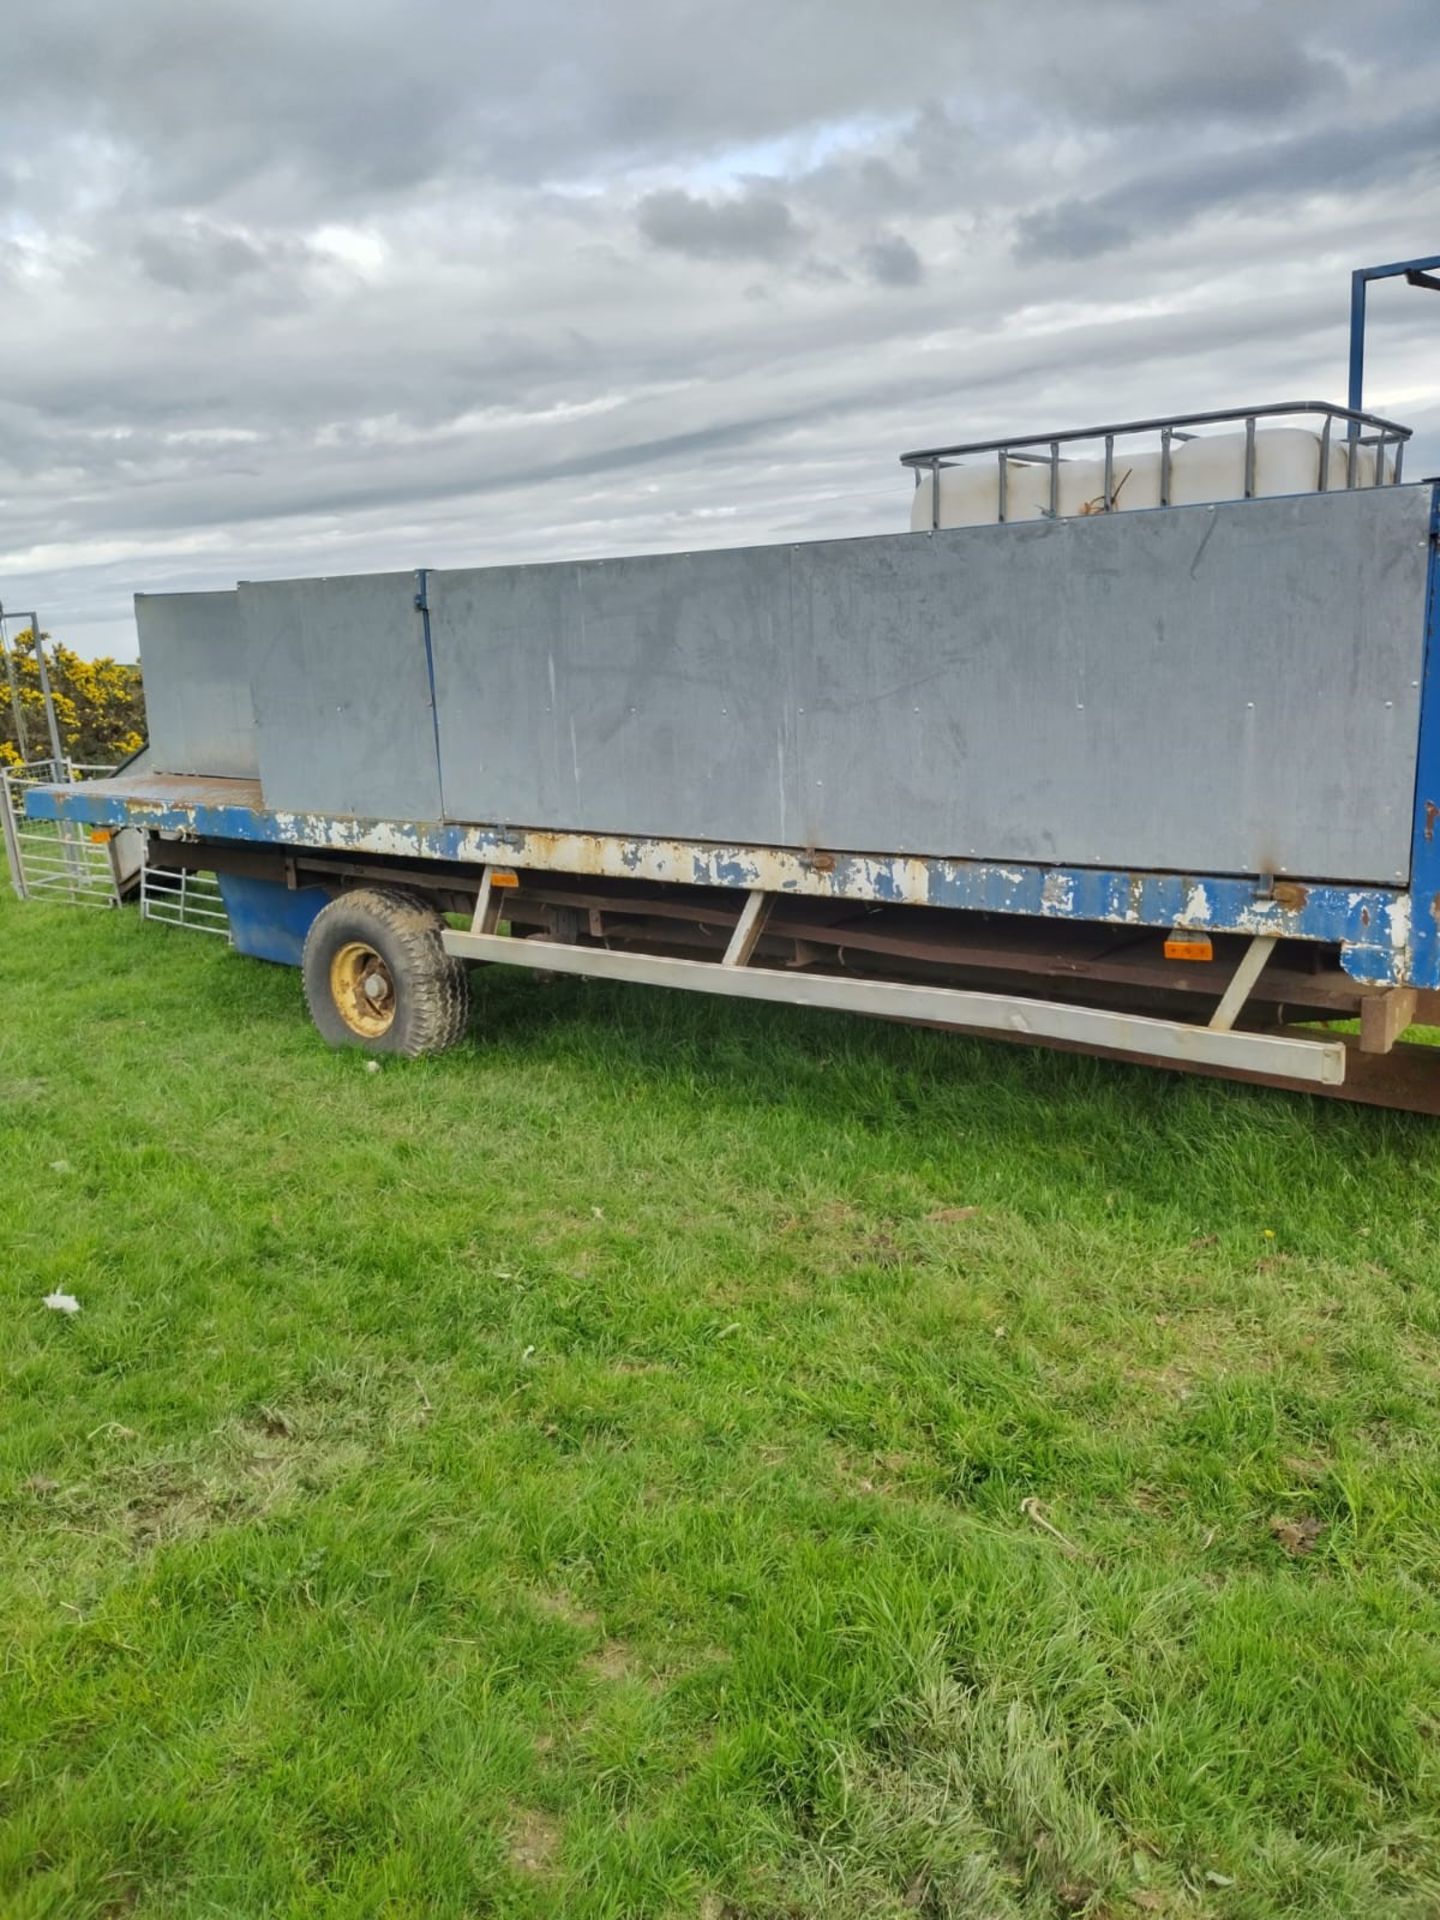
302,887,470,1056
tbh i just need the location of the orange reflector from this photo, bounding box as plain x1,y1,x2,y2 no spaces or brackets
1164,931,1213,962
88,828,112,845
489,868,519,889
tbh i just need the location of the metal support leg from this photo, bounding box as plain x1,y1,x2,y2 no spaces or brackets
471,865,505,935
32,628,65,771
723,889,772,967
0,769,26,899
1209,934,1278,1032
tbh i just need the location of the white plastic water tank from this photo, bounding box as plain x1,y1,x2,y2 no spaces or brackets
910,451,1163,530
909,427,1390,532
1168,427,1387,503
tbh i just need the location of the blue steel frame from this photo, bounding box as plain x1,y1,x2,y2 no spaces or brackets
1406,485,1440,988
21,787,1420,991
1348,254,1440,418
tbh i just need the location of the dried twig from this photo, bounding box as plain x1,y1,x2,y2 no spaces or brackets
1020,1496,1083,1558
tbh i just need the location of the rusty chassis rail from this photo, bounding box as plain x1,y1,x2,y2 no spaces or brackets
143,833,1440,1110
446,868,1372,1091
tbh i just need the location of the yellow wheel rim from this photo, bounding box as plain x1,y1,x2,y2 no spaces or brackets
329,940,397,1040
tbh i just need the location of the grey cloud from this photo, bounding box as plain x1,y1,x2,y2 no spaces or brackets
1014,103,1440,263
797,256,851,286
135,223,277,293
637,186,801,262
0,0,1374,216
1031,6,1345,127
860,233,923,288
1012,203,1135,267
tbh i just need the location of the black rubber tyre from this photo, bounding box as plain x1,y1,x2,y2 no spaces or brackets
301,886,470,1056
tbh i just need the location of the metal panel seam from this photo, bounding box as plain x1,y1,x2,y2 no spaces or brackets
414,567,447,820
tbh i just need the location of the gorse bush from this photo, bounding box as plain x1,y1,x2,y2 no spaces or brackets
0,627,145,769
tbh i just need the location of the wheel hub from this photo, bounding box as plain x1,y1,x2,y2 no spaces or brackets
329,941,397,1039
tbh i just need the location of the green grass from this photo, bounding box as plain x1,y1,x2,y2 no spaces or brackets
4,884,1440,1918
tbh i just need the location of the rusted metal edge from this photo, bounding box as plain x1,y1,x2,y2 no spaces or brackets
25,775,1413,987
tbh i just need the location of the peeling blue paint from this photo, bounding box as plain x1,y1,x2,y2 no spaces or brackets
25,779,1413,986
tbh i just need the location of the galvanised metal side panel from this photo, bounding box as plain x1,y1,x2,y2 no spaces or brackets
428,487,1432,884
240,573,443,820
428,548,798,845
135,590,256,779
789,489,1428,878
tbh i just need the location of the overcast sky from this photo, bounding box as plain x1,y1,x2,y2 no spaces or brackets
1,0,1438,660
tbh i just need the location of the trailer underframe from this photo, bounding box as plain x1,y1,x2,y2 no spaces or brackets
20,767,1439,1111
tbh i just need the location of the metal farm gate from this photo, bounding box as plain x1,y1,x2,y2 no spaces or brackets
1,760,134,908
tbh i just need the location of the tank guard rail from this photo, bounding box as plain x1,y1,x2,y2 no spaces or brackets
899,400,1414,526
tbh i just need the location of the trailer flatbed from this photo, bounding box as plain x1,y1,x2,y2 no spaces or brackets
12,372,1440,1110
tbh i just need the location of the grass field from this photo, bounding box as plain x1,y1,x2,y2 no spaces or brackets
4,884,1440,1918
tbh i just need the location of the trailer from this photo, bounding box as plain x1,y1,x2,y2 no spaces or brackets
12,260,1440,1110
